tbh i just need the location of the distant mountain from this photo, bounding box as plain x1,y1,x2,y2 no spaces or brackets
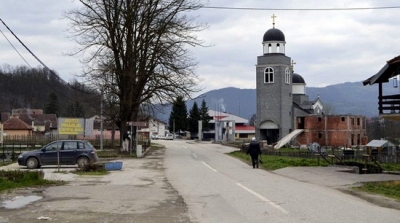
156,81,396,123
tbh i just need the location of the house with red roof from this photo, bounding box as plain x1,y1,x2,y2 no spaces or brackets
2,116,33,137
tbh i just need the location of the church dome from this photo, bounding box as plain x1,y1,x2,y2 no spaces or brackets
292,73,305,84
263,28,285,42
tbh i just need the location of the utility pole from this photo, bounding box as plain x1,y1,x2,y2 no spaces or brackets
100,90,104,150
173,119,175,138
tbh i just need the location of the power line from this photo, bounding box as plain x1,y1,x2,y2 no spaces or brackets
0,18,100,95
0,18,100,110
202,5,400,11
0,18,67,84
0,28,32,68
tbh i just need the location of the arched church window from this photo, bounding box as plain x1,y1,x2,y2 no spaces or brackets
264,67,274,83
285,68,290,84
277,43,280,53
268,44,272,53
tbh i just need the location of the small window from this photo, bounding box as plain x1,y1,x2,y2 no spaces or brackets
277,43,280,53
357,118,360,126
341,117,345,122
285,68,291,84
45,141,62,151
264,67,274,83
268,43,272,53
78,142,85,150
63,141,76,150
318,117,322,122
318,132,322,139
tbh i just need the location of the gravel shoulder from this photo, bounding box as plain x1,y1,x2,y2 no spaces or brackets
0,148,190,223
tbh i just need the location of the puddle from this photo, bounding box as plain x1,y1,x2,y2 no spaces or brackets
2,195,43,209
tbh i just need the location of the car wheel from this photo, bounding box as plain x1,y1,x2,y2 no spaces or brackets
77,157,89,168
26,157,39,169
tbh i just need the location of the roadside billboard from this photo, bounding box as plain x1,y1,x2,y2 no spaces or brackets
58,118,93,136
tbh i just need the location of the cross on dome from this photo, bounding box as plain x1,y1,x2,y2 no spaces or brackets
271,14,277,28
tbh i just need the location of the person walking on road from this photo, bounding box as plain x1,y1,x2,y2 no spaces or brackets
247,137,261,169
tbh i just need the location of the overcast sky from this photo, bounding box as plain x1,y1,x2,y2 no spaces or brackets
1,0,400,97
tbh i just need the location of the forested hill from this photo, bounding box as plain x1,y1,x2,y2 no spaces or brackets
157,82,394,123
0,65,391,122
0,65,99,117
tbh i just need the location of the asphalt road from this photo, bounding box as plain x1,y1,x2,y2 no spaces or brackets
162,140,400,223
1,140,400,223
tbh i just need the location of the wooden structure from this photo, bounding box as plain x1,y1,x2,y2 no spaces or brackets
363,55,400,121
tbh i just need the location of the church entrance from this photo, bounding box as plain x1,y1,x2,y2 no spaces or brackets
260,129,279,144
259,120,279,144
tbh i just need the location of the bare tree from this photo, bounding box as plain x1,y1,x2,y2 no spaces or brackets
65,0,205,139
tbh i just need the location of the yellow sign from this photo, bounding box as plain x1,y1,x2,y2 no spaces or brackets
58,118,84,135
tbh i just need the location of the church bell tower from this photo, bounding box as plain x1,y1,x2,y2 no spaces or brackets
256,15,293,144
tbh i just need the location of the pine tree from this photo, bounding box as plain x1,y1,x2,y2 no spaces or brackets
44,92,59,116
199,99,212,132
66,101,85,118
188,102,200,138
168,96,188,135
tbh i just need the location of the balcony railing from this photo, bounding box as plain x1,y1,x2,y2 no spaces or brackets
379,94,400,114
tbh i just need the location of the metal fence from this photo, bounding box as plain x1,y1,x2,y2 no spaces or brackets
0,134,154,163
261,149,400,164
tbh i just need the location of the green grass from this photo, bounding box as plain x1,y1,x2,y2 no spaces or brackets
0,170,64,193
354,181,400,201
228,151,329,170
380,163,400,171
230,150,400,201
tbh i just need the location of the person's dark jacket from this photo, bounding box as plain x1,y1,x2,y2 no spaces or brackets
247,141,261,157
123,133,130,141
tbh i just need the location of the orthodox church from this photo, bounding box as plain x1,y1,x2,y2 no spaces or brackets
255,15,324,144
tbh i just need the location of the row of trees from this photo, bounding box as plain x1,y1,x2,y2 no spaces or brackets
168,96,212,138
366,117,400,145
0,66,98,118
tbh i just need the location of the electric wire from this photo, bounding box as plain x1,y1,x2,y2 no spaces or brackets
201,5,400,11
0,28,32,68
0,18,99,96
0,18,100,112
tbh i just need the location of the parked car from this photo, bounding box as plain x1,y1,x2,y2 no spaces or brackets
17,140,99,169
165,133,174,140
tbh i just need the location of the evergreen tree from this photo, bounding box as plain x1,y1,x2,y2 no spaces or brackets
168,96,188,134
66,101,85,118
199,99,212,132
188,102,200,137
44,92,59,116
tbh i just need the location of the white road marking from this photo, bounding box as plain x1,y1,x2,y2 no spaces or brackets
236,183,289,214
202,162,217,172
192,153,197,158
